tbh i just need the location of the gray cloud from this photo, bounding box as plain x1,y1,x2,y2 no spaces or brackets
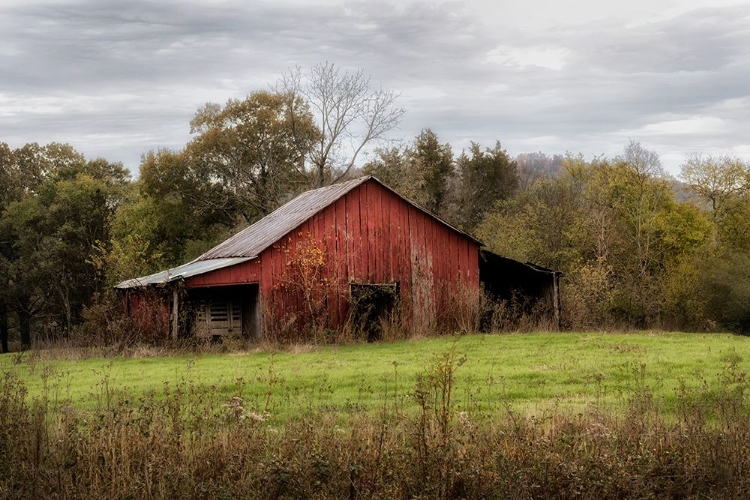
1,0,748,175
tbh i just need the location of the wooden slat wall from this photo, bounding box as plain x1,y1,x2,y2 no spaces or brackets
185,260,261,288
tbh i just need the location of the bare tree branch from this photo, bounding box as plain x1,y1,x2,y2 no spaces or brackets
279,62,404,187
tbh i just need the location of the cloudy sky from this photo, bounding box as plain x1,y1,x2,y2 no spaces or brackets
1,0,749,176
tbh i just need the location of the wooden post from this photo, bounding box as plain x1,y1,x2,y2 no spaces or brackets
171,288,179,340
552,273,562,331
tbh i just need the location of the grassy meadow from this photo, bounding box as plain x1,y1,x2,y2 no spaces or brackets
4,331,750,499
3,331,749,420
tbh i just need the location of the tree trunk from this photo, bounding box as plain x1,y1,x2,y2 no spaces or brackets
0,302,8,354
19,308,31,351
317,165,325,188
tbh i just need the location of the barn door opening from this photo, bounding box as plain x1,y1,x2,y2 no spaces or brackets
350,283,399,342
187,285,259,340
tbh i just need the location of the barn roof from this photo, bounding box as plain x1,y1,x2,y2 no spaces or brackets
199,176,366,259
199,175,479,260
115,257,252,289
116,176,481,289
479,249,561,276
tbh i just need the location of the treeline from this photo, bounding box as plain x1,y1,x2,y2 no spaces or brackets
0,143,129,351
478,146,750,332
365,139,750,332
1,65,749,350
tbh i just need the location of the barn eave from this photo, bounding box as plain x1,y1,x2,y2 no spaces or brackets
114,257,254,289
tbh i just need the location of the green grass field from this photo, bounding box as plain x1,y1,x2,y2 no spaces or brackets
3,332,749,420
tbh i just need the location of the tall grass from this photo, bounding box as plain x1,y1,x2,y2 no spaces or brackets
2,343,750,499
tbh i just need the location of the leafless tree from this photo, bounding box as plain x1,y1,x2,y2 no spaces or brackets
515,152,564,191
280,62,405,187
621,140,664,181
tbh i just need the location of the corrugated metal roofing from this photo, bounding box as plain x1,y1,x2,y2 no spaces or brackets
114,257,252,289
479,249,560,275
198,176,370,260
199,175,480,260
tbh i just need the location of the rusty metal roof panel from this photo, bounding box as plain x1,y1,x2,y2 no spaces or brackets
198,176,370,260
114,257,253,289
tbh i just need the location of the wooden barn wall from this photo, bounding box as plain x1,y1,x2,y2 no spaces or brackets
185,180,479,331
267,181,478,330
184,260,261,288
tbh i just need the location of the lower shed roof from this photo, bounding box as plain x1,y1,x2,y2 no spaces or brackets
115,257,251,289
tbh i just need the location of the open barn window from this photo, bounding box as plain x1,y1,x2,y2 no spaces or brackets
350,283,399,341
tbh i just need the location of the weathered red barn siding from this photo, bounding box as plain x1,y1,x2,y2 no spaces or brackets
184,259,261,288
186,180,479,331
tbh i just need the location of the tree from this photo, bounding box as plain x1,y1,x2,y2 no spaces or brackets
0,196,46,349
110,149,234,279
0,143,14,352
515,152,564,191
455,141,518,232
363,129,454,217
409,129,454,215
188,90,320,221
717,195,750,251
477,149,712,329
362,146,413,195
10,142,86,192
0,144,128,348
680,153,749,215
621,140,664,180
477,175,584,272
280,62,404,187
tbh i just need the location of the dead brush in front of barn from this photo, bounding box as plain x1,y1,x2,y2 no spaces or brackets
3,345,750,499
442,282,560,336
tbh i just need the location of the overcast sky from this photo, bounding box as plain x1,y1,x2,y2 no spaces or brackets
1,0,749,176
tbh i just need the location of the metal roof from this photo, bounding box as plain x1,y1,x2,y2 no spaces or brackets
114,257,252,289
198,176,370,259
199,175,480,260
479,249,561,275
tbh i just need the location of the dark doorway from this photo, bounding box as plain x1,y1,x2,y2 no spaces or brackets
186,284,260,339
478,250,561,329
350,283,399,341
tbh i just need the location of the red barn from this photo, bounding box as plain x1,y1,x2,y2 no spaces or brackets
116,176,483,340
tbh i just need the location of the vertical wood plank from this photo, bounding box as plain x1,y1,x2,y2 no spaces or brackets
171,288,179,340
460,239,469,283
323,204,336,327
364,182,373,281
260,252,272,326
369,181,380,282
383,189,393,282
359,183,368,281
428,215,437,317
428,218,439,314
348,189,362,282
403,204,414,321
414,207,424,316
271,245,282,320
448,231,456,282
339,196,350,324
471,244,480,286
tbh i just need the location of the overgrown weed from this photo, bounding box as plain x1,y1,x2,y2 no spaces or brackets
3,345,750,499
